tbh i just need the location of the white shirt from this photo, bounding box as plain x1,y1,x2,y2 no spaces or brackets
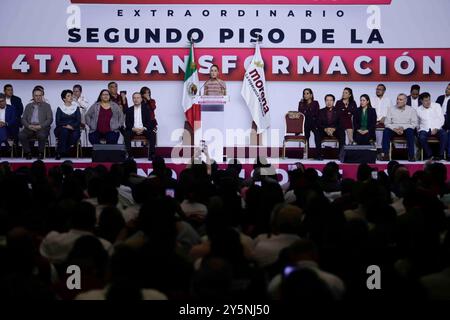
411,97,419,109
133,105,144,129
253,233,301,267
267,260,346,300
74,95,89,110
0,108,5,123
416,102,445,132
372,95,392,121
441,95,450,115
6,97,11,106
39,229,112,263
76,288,168,300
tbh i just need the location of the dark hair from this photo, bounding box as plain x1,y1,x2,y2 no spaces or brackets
33,85,44,92
360,94,372,108
302,88,314,102
60,89,73,101
210,64,219,71
3,84,12,91
71,202,96,231
32,87,44,95
73,84,82,92
411,84,420,92
377,84,386,91
97,206,125,244
343,87,355,104
420,92,431,100
96,89,111,103
139,86,151,99
324,94,335,102
66,235,108,281
0,93,5,100
108,81,117,87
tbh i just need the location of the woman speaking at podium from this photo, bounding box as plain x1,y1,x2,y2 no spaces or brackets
203,64,227,96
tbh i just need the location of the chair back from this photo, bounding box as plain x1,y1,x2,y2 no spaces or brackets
285,111,305,135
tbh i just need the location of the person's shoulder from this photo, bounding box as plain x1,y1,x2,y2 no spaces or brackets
75,289,106,300
141,289,168,300
24,102,34,109
12,95,22,102
111,101,120,109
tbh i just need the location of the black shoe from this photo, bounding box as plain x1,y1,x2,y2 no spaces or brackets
432,156,442,161
408,157,416,162
25,153,32,160
38,153,44,160
314,156,324,161
55,154,61,160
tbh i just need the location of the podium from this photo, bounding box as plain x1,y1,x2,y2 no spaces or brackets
197,95,229,162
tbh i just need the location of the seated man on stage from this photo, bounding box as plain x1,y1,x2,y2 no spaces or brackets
318,94,345,156
3,84,23,145
379,94,418,162
19,88,53,160
124,93,156,160
0,93,16,154
416,92,447,161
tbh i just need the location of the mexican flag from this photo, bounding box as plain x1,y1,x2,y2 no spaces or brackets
182,42,201,142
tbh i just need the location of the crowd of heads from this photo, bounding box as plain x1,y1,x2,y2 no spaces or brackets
0,156,449,300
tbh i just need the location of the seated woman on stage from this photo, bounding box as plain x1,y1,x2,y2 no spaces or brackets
54,90,81,160
203,64,227,96
352,94,377,145
336,87,357,145
298,88,322,160
85,89,124,145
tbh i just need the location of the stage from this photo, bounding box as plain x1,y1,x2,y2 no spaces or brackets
4,157,450,183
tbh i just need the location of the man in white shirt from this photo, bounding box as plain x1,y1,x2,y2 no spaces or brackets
372,83,392,148
407,84,422,110
436,83,450,116
72,84,89,146
416,92,447,160
373,84,391,124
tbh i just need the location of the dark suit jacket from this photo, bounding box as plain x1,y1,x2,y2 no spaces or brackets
444,103,450,130
353,107,377,140
7,95,23,130
318,107,340,130
407,95,422,107
1,105,17,137
298,100,320,129
125,105,153,132
437,95,450,112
